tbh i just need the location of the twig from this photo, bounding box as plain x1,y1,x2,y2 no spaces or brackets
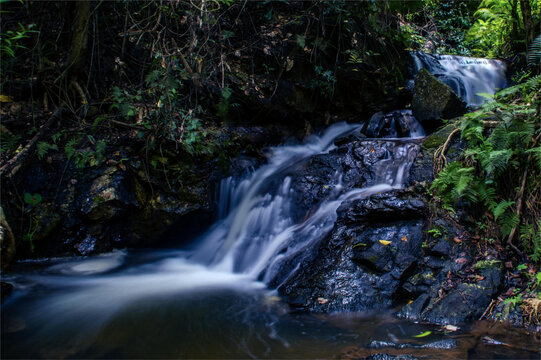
479,299,497,320
0,108,66,178
507,165,527,257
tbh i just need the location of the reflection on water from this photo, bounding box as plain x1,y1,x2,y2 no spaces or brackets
2,252,540,359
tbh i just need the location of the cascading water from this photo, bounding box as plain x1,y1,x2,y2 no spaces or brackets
1,119,425,358
411,52,507,107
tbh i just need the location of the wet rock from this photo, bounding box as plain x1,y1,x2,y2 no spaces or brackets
363,355,419,360
1,282,14,303
412,69,466,131
398,261,504,326
277,188,426,312
0,206,15,269
28,203,61,243
367,339,457,350
338,191,426,223
74,235,98,255
362,110,422,139
80,167,136,221
429,240,452,257
364,112,386,138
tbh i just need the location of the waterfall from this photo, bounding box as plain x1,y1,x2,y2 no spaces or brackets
411,52,507,107
1,119,424,342
192,120,423,285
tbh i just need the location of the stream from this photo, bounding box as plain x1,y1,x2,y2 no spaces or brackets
2,54,539,359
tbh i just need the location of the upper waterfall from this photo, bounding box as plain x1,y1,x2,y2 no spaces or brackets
411,52,507,107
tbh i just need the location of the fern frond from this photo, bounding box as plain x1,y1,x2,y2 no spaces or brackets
526,147,541,171
527,35,541,65
491,200,515,220
501,212,520,237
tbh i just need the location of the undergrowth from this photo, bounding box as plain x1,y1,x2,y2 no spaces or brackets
430,75,541,261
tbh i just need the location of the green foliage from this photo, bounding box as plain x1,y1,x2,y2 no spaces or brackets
36,141,58,159
0,22,35,61
431,75,540,258
64,137,107,168
466,0,541,57
24,192,42,206
217,87,232,121
311,65,336,99
528,35,541,65
399,0,476,55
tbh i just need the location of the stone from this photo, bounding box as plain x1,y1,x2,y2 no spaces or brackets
0,206,15,270
80,167,136,221
412,69,466,132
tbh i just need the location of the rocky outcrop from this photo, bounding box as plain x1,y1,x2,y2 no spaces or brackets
276,190,426,312
412,69,466,132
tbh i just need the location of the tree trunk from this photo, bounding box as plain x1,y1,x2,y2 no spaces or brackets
67,1,90,81
519,0,534,48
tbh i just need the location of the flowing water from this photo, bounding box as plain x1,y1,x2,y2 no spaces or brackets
411,52,507,107
2,55,538,359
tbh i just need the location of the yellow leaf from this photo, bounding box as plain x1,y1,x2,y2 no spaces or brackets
323,185,329,189
407,299,414,304
0,95,13,103
379,240,391,246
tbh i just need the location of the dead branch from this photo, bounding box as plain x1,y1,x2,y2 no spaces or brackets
0,108,66,179
506,162,528,257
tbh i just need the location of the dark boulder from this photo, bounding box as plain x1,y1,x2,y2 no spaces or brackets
275,189,427,312
412,69,466,132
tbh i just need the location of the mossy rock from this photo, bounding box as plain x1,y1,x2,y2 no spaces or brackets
412,69,466,132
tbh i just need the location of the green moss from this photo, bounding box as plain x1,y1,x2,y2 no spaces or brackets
421,122,459,150
473,259,501,269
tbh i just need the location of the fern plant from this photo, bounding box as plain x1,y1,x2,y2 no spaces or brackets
431,74,540,259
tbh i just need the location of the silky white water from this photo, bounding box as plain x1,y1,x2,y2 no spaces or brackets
412,52,507,107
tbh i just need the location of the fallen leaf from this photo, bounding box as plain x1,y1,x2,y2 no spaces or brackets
370,148,375,153
401,236,408,242
413,331,432,338
0,94,13,103
317,297,329,305
407,300,414,304
455,257,467,264
453,237,461,243
379,240,392,246
442,325,459,332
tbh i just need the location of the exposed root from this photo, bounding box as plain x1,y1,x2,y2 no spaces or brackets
521,298,541,325
433,127,460,175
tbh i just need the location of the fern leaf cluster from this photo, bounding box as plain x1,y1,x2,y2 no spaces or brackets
431,74,541,259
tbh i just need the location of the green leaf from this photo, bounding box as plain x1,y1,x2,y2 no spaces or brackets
295,34,306,48
413,331,432,338
24,192,42,206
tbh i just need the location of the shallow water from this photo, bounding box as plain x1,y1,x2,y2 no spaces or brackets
2,121,539,359
2,252,539,359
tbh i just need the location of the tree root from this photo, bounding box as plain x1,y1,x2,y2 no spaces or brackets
433,127,460,175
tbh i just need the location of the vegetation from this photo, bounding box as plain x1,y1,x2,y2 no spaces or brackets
0,0,540,324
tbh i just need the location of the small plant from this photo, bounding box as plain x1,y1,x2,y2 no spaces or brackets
23,192,42,252
428,226,445,238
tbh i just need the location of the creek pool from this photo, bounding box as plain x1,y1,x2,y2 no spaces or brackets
2,250,539,359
